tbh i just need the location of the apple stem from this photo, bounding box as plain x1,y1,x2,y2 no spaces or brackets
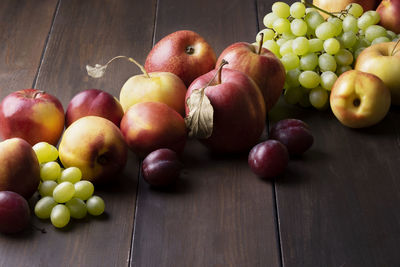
32,90,45,99
257,32,264,55
301,0,339,18
215,59,228,85
391,39,400,56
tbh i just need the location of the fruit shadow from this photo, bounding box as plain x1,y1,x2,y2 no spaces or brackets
145,172,193,195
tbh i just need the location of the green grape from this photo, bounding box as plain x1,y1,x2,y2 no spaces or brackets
304,11,324,30
371,36,391,45
336,65,352,76
353,37,370,51
364,11,380,24
291,19,307,36
286,68,301,87
346,3,363,18
59,167,82,184
300,53,318,71
273,18,291,34
256,29,275,43
319,53,337,72
342,15,358,33
263,40,280,57
281,53,300,70
40,161,61,181
34,196,57,219
263,12,279,28
320,71,338,91
50,204,70,228
309,87,329,109
309,38,324,52
327,17,343,36
299,71,320,89
284,87,303,105
86,196,105,216
292,37,309,55
323,38,341,55
290,2,306,19
358,13,375,30
342,31,357,48
387,30,397,40
354,47,366,59
53,182,75,203
38,180,58,196
280,39,293,56
305,8,318,14
315,22,336,40
299,90,312,108
365,25,387,42
281,32,296,40
335,49,353,66
272,2,290,18
32,142,58,164
276,38,288,47
66,198,87,219
74,180,95,200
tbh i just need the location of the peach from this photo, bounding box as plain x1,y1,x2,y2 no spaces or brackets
120,102,187,158
58,116,128,183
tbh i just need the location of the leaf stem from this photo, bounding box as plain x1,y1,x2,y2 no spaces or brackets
258,32,264,55
103,55,150,78
301,0,339,18
391,39,400,56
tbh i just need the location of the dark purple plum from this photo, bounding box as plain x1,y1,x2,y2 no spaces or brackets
248,140,289,179
269,119,313,156
0,191,30,234
142,148,183,187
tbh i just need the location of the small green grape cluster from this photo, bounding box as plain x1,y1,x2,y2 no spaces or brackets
32,142,105,228
258,1,400,109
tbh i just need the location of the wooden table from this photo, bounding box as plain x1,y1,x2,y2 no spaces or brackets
1,0,399,266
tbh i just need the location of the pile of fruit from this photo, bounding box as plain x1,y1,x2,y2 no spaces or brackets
2,0,400,235
257,1,399,110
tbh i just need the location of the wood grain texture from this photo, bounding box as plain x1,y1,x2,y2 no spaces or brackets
0,0,156,266
0,0,58,96
131,0,280,266
257,1,400,265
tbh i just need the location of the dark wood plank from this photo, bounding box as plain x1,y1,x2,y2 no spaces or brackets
131,0,281,266
257,1,400,266
0,0,156,266
0,0,58,95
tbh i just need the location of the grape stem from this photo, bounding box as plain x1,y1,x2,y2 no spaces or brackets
391,39,400,56
301,0,339,18
257,32,264,55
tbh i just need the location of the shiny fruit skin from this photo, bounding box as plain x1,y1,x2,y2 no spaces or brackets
185,68,266,153
145,30,216,87
269,119,314,156
0,89,64,146
248,140,289,179
0,138,40,199
65,89,124,127
142,148,183,187
313,0,377,19
216,42,286,111
0,191,30,234
120,102,187,158
377,0,400,33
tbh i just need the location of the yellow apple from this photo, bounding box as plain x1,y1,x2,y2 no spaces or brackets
355,42,400,105
330,70,391,128
119,72,187,115
313,0,378,18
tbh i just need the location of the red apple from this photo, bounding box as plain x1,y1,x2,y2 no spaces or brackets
145,30,216,87
377,0,400,33
0,138,40,199
120,102,187,158
65,89,124,127
0,89,65,146
216,42,285,111
185,67,266,153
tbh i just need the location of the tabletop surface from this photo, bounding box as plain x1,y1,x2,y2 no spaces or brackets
0,0,400,266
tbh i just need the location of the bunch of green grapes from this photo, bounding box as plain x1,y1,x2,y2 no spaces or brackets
32,142,105,228
257,1,400,109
